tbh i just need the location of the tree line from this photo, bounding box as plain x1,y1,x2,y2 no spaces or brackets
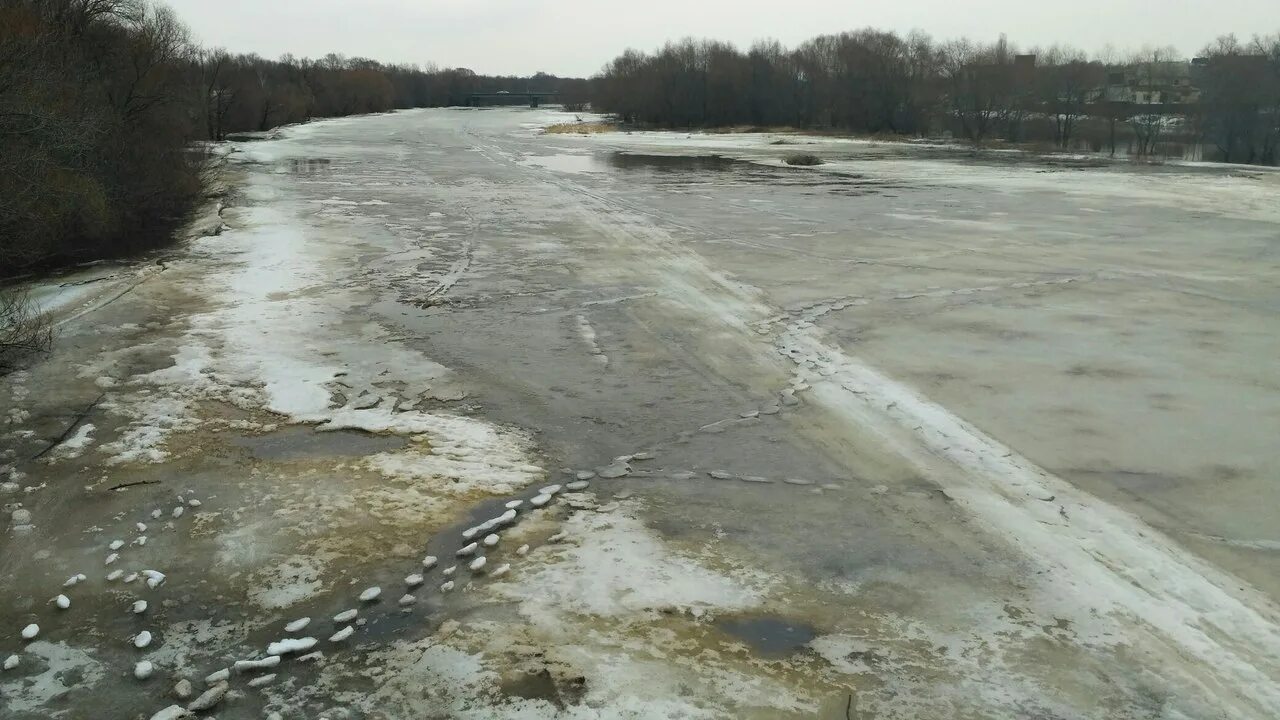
0,0,588,277
592,31,1280,165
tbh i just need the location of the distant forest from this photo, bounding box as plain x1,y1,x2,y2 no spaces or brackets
593,32,1280,165
0,0,588,276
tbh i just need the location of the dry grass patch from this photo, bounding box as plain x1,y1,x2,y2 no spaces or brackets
783,153,824,166
543,122,616,135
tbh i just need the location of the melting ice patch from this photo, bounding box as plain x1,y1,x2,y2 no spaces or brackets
45,422,95,461
497,504,763,621
0,641,106,714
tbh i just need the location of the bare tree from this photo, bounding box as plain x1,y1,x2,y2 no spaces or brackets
1037,46,1104,148
1126,46,1183,158
0,290,53,374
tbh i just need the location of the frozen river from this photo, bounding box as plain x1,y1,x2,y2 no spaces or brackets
2,107,1279,718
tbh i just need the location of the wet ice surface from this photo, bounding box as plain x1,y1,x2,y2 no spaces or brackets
1,107,1279,719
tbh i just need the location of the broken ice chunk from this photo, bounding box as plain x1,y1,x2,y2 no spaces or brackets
328,626,354,642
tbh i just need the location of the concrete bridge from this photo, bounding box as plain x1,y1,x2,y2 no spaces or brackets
466,91,559,108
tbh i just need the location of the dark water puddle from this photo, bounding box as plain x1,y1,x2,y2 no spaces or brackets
716,614,818,658
499,667,586,708
231,425,406,461
606,151,905,196
607,152,740,172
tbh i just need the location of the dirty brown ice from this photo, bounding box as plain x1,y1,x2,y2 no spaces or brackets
2,107,1280,719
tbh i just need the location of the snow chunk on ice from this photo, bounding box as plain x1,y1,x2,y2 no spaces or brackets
247,672,276,687
21,624,39,640
267,637,317,656
149,705,191,720
284,617,310,633
134,660,153,679
328,626,354,642
234,656,280,672
359,586,381,602
333,609,357,623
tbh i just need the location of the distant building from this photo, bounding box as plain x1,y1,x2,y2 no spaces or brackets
1103,60,1199,106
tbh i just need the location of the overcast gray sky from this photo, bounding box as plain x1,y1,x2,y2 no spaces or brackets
166,0,1279,77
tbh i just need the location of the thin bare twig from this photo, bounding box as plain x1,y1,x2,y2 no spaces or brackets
109,479,161,491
